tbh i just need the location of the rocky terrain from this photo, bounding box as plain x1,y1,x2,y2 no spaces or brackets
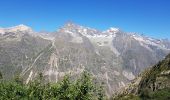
0,22,170,96
112,53,170,99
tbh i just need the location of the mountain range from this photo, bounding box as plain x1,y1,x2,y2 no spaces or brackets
0,22,170,96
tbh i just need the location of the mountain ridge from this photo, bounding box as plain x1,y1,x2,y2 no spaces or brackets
112,53,170,99
1,23,170,41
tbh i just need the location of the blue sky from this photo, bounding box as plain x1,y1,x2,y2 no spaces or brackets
0,0,170,39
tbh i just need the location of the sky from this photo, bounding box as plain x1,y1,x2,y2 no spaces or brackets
0,0,170,39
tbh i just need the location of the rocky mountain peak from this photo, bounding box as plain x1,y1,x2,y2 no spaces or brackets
62,22,82,30
59,22,101,37
106,27,120,33
0,24,32,35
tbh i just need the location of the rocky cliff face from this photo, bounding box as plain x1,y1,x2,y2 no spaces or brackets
0,23,170,96
113,53,170,99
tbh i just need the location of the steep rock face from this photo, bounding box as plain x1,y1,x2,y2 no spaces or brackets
138,54,170,93
0,28,51,80
0,23,170,96
113,53,170,99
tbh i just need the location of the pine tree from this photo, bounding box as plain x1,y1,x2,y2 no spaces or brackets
0,71,2,79
75,71,94,100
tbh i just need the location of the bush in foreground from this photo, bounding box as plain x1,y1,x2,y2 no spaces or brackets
0,71,107,100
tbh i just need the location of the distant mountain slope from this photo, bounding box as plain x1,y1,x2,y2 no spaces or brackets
0,23,170,96
113,53,170,99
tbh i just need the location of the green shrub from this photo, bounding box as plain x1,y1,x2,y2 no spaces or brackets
0,71,106,100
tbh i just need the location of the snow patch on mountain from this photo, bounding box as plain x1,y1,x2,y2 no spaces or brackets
132,34,169,50
105,27,120,34
86,33,120,56
63,30,83,43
